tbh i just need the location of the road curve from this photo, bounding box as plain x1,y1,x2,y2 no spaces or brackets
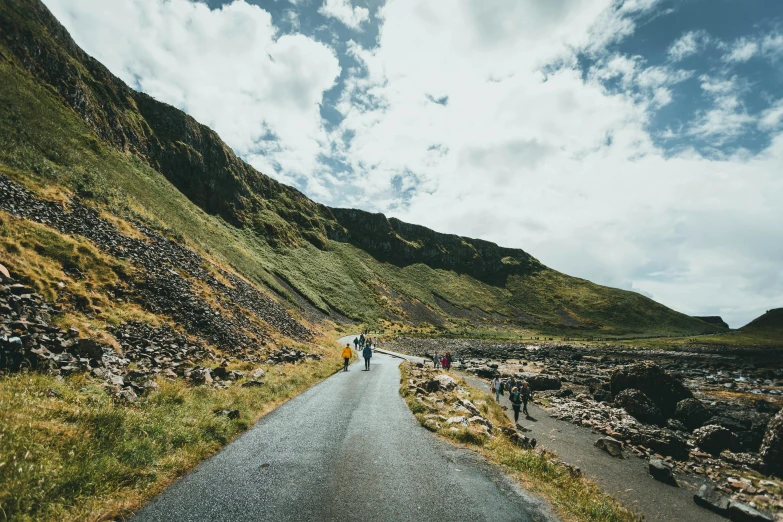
132,344,557,522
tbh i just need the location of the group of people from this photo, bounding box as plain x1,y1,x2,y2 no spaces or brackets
491,375,532,425
431,352,452,370
342,333,376,372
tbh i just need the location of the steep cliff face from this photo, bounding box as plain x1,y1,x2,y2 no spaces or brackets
329,208,542,285
0,0,335,243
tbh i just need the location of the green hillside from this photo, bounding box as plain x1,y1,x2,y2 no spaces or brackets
741,309,783,337
0,0,724,339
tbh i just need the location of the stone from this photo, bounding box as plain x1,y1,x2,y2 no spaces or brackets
593,389,612,402
447,416,468,426
648,458,678,486
241,379,264,388
73,339,104,359
694,424,740,455
434,374,457,391
517,372,561,391
727,501,774,522
595,437,624,458
610,362,692,417
674,398,712,431
0,262,10,281
693,485,730,517
116,387,138,402
214,409,240,420
250,368,266,379
614,388,665,426
760,409,783,476
211,366,229,380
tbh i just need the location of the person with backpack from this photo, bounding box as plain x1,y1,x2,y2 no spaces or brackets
341,344,352,372
521,381,532,417
509,386,523,425
353,337,359,350
491,376,502,402
441,355,450,371
362,342,373,371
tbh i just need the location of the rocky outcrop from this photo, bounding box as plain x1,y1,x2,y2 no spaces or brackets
614,388,665,426
694,316,729,329
674,398,712,431
517,372,561,391
760,410,783,477
694,425,740,455
610,362,693,417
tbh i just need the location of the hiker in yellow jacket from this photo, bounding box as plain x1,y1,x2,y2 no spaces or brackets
341,344,352,372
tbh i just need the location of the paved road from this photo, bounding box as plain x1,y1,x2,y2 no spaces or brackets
133,342,557,522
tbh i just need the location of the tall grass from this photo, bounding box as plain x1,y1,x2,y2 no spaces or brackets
0,354,342,521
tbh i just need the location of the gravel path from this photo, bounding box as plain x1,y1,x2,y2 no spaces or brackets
457,374,725,522
132,341,557,522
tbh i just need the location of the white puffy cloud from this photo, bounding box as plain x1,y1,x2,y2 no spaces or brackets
723,37,759,63
760,99,783,131
331,0,783,327
318,0,370,30
667,30,710,61
43,0,341,184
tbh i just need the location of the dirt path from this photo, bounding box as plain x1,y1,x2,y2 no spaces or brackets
458,372,724,522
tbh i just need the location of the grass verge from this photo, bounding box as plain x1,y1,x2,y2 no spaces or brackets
0,352,343,521
399,361,639,522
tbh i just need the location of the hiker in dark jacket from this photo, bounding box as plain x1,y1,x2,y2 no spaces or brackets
362,344,373,370
521,381,531,417
509,387,522,424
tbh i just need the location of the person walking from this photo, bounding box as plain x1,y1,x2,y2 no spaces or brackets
509,386,523,425
432,353,440,368
441,355,450,371
353,337,359,350
492,375,502,402
341,344,352,372
521,381,531,417
362,343,373,371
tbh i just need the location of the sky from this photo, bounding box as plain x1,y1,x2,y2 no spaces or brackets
43,0,783,328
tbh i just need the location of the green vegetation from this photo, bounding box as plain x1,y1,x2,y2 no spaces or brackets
0,355,343,521
0,0,732,339
399,363,639,522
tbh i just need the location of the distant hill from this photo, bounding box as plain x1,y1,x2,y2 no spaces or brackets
741,309,783,337
695,316,729,329
0,0,726,338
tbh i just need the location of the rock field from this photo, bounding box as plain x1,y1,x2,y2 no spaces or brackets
0,175,324,399
389,336,783,518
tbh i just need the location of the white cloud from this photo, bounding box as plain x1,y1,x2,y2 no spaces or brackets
760,99,783,131
723,37,759,63
667,30,709,61
318,0,370,30
689,75,754,141
43,0,341,185
761,33,783,59
331,0,783,327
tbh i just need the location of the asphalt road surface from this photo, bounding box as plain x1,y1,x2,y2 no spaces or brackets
133,344,557,522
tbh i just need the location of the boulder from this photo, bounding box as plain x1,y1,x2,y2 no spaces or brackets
648,458,678,486
250,368,266,379
634,429,690,461
434,374,457,391
610,362,692,417
727,501,774,522
447,416,468,427
760,409,783,476
72,339,105,359
693,424,740,455
595,437,624,458
674,398,711,431
0,262,10,282
517,372,561,391
614,388,665,426
693,485,730,517
214,409,240,420
593,389,612,403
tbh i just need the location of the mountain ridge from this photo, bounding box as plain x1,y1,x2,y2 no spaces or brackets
0,0,725,337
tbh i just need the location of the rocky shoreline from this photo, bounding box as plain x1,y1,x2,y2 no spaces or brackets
387,336,783,519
